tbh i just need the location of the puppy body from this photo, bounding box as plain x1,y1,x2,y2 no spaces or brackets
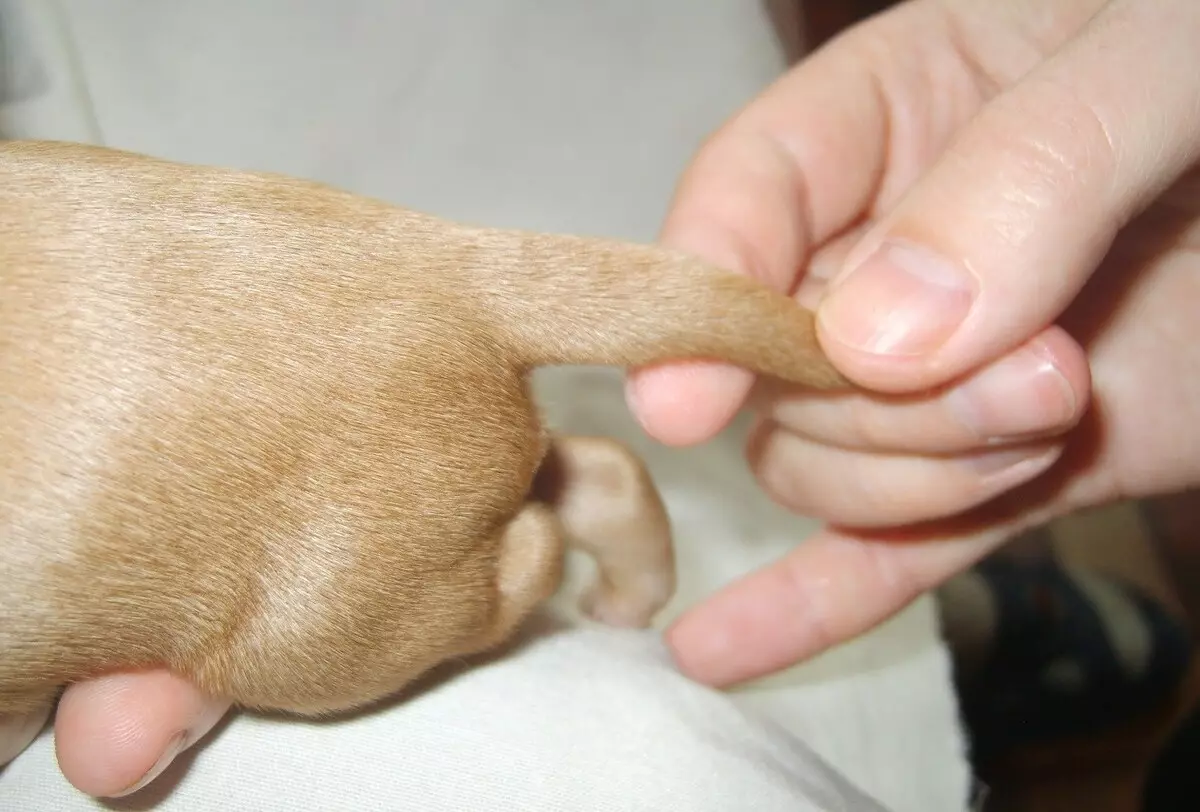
0,141,844,718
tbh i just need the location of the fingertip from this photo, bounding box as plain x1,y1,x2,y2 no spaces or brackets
1034,325,1092,419
625,363,753,446
813,238,979,393
664,577,798,689
664,610,739,688
55,671,229,798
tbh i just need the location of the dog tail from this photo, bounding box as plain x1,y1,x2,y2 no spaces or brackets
470,227,848,389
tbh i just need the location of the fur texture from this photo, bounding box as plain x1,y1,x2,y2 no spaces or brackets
0,140,845,719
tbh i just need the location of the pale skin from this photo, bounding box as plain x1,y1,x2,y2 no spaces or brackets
6,0,1200,798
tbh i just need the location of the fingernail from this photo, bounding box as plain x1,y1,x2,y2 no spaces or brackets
965,445,1059,481
819,241,977,356
948,342,1077,442
111,731,186,798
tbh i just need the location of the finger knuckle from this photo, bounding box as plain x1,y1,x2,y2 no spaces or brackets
985,84,1118,218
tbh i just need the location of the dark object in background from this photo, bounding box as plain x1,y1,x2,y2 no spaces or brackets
1142,707,1200,810
953,557,1193,770
802,0,895,48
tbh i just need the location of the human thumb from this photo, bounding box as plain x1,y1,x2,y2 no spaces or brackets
814,0,1200,395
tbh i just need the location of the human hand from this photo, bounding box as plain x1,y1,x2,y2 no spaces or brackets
1,674,229,797
628,0,1200,686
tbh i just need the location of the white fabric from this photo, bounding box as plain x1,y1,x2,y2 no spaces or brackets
6,626,895,812
0,2,972,810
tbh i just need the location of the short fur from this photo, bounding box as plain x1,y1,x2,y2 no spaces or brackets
0,140,845,720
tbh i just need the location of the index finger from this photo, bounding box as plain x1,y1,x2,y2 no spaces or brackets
625,11,912,446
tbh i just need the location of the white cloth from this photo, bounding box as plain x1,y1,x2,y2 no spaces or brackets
0,2,972,809
5,625,896,812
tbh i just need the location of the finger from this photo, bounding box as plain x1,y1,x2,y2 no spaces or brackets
666,523,1007,687
793,221,873,309
55,671,230,798
747,418,1063,528
669,393,1112,687
627,7,944,445
0,705,52,766
755,326,1088,454
816,0,1200,393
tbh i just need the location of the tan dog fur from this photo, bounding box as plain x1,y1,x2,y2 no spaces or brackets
0,140,845,723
